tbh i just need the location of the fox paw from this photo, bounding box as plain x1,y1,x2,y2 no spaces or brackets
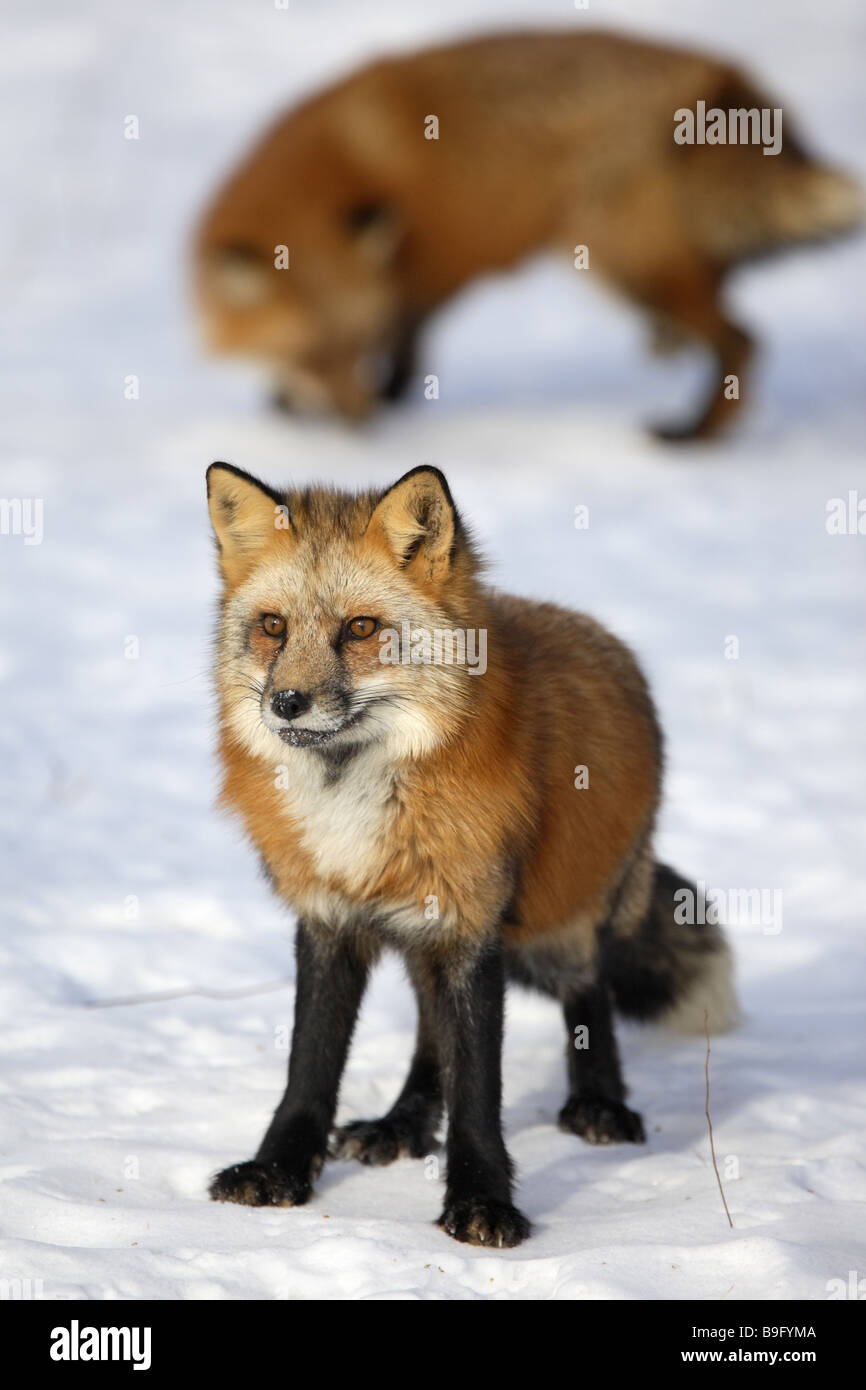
331,1115,436,1166
437,1196,531,1248
209,1159,312,1208
558,1096,646,1145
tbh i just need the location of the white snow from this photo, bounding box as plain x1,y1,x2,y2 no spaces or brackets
1,0,865,1301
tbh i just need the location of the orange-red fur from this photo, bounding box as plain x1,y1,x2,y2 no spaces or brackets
204,463,737,1245
195,30,861,435
209,464,660,964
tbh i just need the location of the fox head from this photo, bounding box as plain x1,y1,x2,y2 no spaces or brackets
196,175,406,421
207,463,483,763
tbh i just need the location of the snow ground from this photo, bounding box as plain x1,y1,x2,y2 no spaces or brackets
1,0,865,1301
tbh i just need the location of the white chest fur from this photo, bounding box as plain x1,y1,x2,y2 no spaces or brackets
274,743,455,941
278,742,400,889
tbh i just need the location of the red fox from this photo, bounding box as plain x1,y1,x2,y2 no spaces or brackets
205,461,737,1246
194,29,860,440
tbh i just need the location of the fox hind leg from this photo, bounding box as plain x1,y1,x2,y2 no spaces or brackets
505,934,645,1145
559,983,645,1144
635,263,753,442
581,181,753,441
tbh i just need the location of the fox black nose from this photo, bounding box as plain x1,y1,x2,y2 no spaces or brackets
271,689,311,722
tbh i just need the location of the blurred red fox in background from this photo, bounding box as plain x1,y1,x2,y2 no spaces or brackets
194,29,861,440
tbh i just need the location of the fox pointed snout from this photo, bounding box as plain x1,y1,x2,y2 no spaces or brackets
271,689,311,722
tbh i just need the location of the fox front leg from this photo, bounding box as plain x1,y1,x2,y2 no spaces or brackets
434,940,531,1248
379,316,421,403
210,921,368,1208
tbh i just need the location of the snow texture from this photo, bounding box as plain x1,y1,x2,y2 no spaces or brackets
1,0,864,1300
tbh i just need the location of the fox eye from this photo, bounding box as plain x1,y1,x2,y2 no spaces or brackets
346,616,378,640
261,613,286,637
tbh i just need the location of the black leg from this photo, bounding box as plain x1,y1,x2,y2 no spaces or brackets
380,320,420,403
210,920,368,1207
435,941,530,1248
558,983,645,1144
332,965,442,1164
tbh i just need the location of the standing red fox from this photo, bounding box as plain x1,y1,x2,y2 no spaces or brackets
206,461,736,1246
195,29,860,439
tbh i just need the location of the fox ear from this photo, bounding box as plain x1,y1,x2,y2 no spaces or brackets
206,463,288,585
368,467,456,584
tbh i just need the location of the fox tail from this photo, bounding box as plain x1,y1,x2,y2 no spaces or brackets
683,73,863,263
602,862,739,1035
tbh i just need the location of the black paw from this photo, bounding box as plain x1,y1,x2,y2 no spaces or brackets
437,1196,531,1248
209,1159,312,1208
331,1114,436,1165
558,1096,646,1145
